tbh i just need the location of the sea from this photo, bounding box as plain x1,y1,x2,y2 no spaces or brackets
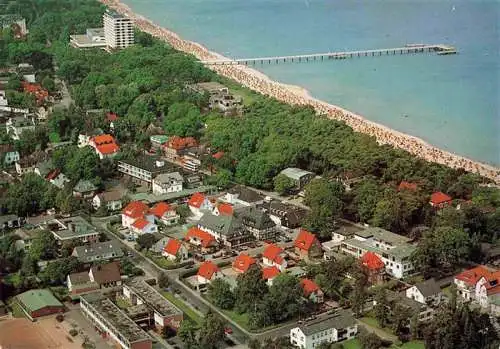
122,0,500,166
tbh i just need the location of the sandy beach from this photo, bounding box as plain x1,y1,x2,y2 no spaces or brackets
100,0,500,184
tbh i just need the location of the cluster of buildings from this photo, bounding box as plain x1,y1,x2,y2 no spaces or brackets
188,82,243,116
121,200,179,239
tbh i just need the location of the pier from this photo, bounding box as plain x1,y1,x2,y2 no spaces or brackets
201,44,457,65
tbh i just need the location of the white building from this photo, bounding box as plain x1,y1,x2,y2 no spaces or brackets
290,310,358,349
103,10,134,50
340,227,415,279
92,190,124,212
152,172,183,195
405,278,443,306
70,28,106,49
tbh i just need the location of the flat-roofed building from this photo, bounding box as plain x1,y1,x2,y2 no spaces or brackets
80,293,152,349
122,279,183,330
279,167,316,191
103,10,134,50
340,227,415,279
118,155,172,187
43,216,99,245
70,28,106,48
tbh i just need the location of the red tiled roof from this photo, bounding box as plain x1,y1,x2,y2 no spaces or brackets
300,278,320,296
198,261,219,280
212,151,224,160
217,203,233,216
294,229,318,252
92,134,116,145
263,244,284,265
45,168,60,181
398,181,418,191
123,201,150,219
96,143,119,155
165,136,198,151
150,202,172,218
430,192,452,205
163,239,182,256
185,227,216,248
188,192,206,208
361,252,385,270
232,254,256,273
262,266,280,280
132,218,150,230
21,81,48,103
106,112,119,122
455,265,494,286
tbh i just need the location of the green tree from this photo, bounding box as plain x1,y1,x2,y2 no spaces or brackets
158,271,169,289
234,265,268,313
273,173,295,195
198,311,226,349
38,257,80,285
29,230,58,261
177,318,198,349
41,76,56,93
208,278,235,310
136,234,157,250
373,288,389,328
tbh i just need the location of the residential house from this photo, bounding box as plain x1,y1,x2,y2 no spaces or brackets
430,192,453,208
6,115,35,140
262,266,280,286
294,229,322,261
262,244,287,271
21,81,48,105
150,202,180,226
382,290,435,323
73,179,98,199
162,239,188,261
213,202,233,216
150,135,169,150
232,254,256,273
89,134,119,159
150,237,170,254
15,151,49,175
188,192,214,218
118,155,171,187
290,310,358,349
130,218,158,238
152,172,183,195
184,227,218,253
197,260,223,286
455,265,500,313
184,173,203,189
47,170,70,189
300,279,324,304
34,158,54,178
67,262,122,296
197,212,251,247
340,227,415,279
121,201,153,228
72,240,124,264
0,214,23,230
36,105,51,121
92,189,124,211
454,265,494,302
268,200,307,229
44,216,99,245
0,144,19,166
78,129,104,148
235,206,277,240
224,185,265,207
279,167,316,191
106,112,118,130
122,278,183,331
405,278,443,306
80,293,152,349
360,251,385,284
163,136,198,163
16,289,64,320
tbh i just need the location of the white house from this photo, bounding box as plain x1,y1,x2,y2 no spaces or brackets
161,239,188,261
150,202,180,226
405,278,443,305
92,190,123,212
121,201,152,228
187,192,214,219
475,274,500,311
454,265,495,302
262,244,288,271
197,261,223,286
152,172,183,195
130,218,158,238
290,310,358,349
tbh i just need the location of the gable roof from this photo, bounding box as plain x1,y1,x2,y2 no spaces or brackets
228,185,264,203
72,240,123,262
188,192,206,208
212,151,224,160
232,254,256,273
165,136,198,150
92,134,116,145
263,244,285,265
300,278,320,296
90,262,121,284
68,271,91,285
198,261,219,280
361,251,385,270
198,213,245,238
262,266,280,280
430,192,452,205
185,227,217,248
150,202,173,218
414,278,441,298
217,203,233,216
122,201,150,219
163,239,182,256
455,265,495,286
132,218,151,230
294,229,318,251
96,143,119,155
73,179,98,193
235,206,275,230
106,112,119,122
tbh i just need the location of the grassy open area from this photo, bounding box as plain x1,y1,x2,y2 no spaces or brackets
145,251,176,269
391,341,425,349
342,338,362,349
221,309,251,330
360,316,380,328
161,291,203,326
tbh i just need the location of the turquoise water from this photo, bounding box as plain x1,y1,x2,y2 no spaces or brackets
123,0,500,165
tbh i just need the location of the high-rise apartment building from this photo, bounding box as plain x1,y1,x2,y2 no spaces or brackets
103,10,134,49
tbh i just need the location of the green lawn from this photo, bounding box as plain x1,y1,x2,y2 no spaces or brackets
392,341,425,349
221,309,251,330
342,338,362,349
360,316,380,328
145,251,176,269
161,291,203,326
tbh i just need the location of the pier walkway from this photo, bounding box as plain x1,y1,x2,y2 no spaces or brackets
201,44,457,65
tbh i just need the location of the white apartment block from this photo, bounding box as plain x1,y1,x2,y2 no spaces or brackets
103,10,134,49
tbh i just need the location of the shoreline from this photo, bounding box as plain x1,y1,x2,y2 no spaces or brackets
99,0,500,184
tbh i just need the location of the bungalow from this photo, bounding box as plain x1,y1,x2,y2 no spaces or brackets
262,266,280,286
406,278,444,306
72,179,98,199
360,251,385,284
121,201,152,228
262,244,287,271
89,134,119,159
294,229,322,261
232,254,256,274
188,192,214,218
430,191,452,208
150,202,180,226
162,239,188,261
184,227,218,252
300,278,324,304
92,189,124,212
67,262,122,296
197,260,222,286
